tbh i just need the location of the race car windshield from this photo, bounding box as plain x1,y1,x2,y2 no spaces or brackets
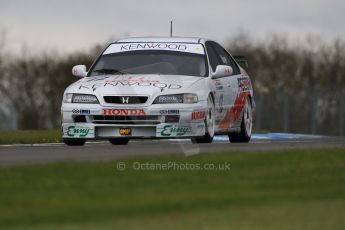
89,50,208,77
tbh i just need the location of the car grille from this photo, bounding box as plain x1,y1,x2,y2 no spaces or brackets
103,96,148,104
92,115,160,124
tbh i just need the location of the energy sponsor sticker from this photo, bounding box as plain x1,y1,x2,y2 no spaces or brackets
66,126,94,138
157,124,191,137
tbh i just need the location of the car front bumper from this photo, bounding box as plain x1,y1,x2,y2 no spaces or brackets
61,102,207,139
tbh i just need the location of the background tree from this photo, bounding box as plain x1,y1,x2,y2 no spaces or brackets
0,35,344,135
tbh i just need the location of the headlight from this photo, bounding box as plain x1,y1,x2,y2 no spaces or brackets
63,93,99,104
183,94,198,103
63,93,73,103
153,94,198,104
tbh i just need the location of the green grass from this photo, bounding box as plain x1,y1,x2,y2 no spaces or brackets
0,129,268,145
0,148,344,229
0,129,61,145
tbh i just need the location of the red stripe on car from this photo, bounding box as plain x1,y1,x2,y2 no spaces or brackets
218,92,249,129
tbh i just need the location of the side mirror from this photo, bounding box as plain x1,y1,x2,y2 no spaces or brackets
211,65,233,79
72,65,87,78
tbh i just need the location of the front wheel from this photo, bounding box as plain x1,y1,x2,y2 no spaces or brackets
192,95,215,144
109,138,129,145
63,138,86,146
228,98,253,143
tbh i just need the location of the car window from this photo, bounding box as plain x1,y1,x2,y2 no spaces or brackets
205,42,219,72
226,53,241,75
211,42,240,75
89,50,208,77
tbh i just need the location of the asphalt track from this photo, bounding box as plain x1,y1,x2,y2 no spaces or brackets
0,134,344,165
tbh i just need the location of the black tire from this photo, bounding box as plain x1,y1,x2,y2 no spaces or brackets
228,98,252,143
109,138,129,145
191,133,213,143
63,138,86,146
192,95,215,144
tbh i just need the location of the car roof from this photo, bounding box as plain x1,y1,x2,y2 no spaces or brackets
115,36,209,44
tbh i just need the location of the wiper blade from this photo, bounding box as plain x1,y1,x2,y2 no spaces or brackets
93,69,130,74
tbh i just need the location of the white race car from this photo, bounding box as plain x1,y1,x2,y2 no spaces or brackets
61,37,254,146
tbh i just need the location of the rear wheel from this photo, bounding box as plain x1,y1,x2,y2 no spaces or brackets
109,138,129,145
192,95,215,144
63,138,86,146
228,98,252,143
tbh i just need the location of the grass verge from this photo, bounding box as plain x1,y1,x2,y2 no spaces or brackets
0,129,61,145
0,129,267,145
0,148,344,229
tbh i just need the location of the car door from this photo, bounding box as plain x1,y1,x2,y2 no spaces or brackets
205,41,226,125
210,42,242,130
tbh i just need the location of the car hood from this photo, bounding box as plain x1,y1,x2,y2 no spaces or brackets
68,74,204,103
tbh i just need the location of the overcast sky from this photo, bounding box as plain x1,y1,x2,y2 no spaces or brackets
0,0,344,55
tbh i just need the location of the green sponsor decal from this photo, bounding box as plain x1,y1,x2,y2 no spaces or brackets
67,126,90,137
160,125,191,137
